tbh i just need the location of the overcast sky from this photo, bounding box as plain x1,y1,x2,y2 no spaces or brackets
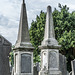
0,0,75,45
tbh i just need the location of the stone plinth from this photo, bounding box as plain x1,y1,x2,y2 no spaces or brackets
39,49,61,75
14,50,33,75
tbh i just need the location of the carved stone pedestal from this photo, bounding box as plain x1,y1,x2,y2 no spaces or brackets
39,49,62,75
14,50,33,75
49,70,62,75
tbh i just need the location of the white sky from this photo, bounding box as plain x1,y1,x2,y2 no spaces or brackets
0,0,75,45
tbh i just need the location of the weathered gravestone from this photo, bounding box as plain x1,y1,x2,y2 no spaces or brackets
33,63,40,75
13,0,34,75
34,65,38,75
59,53,67,75
71,59,75,75
0,35,11,75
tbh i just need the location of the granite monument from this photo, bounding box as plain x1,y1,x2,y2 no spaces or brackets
0,35,11,75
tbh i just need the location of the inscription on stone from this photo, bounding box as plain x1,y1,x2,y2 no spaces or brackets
49,51,58,68
21,53,31,73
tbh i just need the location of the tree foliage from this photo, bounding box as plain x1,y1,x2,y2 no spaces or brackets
29,11,46,63
53,4,75,71
9,45,14,67
29,3,75,71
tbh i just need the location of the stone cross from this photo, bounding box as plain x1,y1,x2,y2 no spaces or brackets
13,0,34,75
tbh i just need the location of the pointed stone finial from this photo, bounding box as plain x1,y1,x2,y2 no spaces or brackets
39,6,61,49
14,0,34,50
23,0,25,4
44,6,55,39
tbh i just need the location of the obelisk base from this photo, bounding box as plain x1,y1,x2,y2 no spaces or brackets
48,70,62,75
39,70,62,75
39,70,48,75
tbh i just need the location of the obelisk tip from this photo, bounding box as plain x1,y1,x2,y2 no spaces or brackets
47,5,52,12
23,0,25,4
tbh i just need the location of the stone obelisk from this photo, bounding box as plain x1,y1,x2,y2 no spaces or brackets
39,6,62,75
13,0,34,75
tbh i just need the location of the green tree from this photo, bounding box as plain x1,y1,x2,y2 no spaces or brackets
9,45,14,67
29,11,46,63
29,4,75,71
53,4,75,71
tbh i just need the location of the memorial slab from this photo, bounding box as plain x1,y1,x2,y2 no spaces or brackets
59,53,67,75
0,35,11,75
21,53,31,73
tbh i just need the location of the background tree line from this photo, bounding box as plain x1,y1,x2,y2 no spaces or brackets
29,3,75,71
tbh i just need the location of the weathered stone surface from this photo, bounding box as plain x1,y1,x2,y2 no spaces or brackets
39,5,61,75
39,6,61,49
11,67,14,75
49,50,58,69
33,65,38,75
33,62,40,75
21,53,31,73
0,35,11,75
48,70,62,75
14,0,34,50
59,53,67,75
13,0,34,75
71,59,75,75
14,51,33,75
67,71,69,75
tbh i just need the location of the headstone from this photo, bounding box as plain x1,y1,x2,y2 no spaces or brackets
33,62,40,75
59,53,67,75
71,59,75,75
33,65,38,75
13,0,34,75
0,35,11,75
39,6,62,75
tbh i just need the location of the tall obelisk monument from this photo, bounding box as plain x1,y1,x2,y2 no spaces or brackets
39,6,62,75
13,0,34,75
